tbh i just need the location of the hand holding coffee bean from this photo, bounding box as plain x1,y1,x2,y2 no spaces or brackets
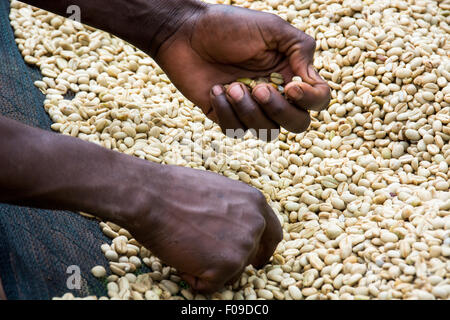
155,4,331,139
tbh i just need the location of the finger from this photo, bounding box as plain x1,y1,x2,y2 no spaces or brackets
180,272,224,294
225,265,246,286
285,81,331,112
268,15,317,63
226,236,261,286
287,59,331,111
210,85,247,138
281,32,330,111
252,84,311,134
225,83,278,138
287,32,317,67
285,67,331,111
265,17,327,108
179,273,198,290
251,203,283,268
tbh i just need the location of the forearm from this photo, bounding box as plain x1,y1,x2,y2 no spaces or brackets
20,0,206,57
0,115,161,227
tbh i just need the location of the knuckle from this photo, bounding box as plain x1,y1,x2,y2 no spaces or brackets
268,12,284,26
276,230,283,243
249,187,266,204
240,236,256,253
302,33,317,55
267,103,284,118
222,256,243,275
252,214,267,234
273,223,283,243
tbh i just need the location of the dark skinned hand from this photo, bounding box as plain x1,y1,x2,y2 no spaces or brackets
128,165,282,293
156,4,331,139
0,114,282,295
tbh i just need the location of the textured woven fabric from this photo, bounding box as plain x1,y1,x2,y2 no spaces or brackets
0,0,110,299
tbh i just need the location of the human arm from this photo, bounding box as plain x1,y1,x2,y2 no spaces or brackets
21,0,330,138
0,115,282,292
0,114,154,225
20,0,205,58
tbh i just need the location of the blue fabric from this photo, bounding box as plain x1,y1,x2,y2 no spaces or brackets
0,0,110,299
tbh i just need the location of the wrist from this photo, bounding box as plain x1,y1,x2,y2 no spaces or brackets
0,115,165,232
87,152,165,230
122,0,208,58
21,0,208,59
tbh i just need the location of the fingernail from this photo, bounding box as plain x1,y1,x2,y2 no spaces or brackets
253,86,271,104
287,85,303,101
228,84,244,101
212,85,224,96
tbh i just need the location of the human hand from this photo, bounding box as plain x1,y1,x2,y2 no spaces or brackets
155,4,331,139
126,164,282,293
0,114,282,294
